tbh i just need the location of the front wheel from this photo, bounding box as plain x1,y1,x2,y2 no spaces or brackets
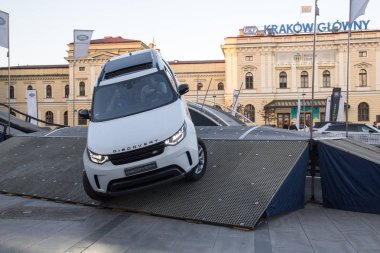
186,138,207,181
82,171,111,202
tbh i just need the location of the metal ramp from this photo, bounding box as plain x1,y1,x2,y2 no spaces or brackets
0,135,308,229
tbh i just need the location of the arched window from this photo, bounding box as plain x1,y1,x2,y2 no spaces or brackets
27,85,33,90
45,111,54,125
245,72,253,89
197,83,203,91
10,86,14,99
244,104,255,122
46,85,52,98
359,69,367,87
64,111,68,126
279,72,287,88
79,82,86,96
78,109,87,125
64,85,69,98
323,70,331,88
301,71,308,88
358,102,369,121
217,82,224,90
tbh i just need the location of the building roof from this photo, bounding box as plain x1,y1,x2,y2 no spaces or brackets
0,65,68,70
169,60,225,65
68,36,142,45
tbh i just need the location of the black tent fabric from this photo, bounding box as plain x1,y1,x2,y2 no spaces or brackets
318,142,380,214
265,146,309,217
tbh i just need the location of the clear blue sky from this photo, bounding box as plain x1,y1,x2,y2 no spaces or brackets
0,0,378,67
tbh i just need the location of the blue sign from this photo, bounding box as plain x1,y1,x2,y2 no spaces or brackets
243,20,370,35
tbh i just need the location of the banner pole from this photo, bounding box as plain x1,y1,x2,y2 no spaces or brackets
7,16,10,136
72,59,76,127
346,1,352,138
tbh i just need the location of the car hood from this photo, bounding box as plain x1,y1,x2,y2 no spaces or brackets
87,100,185,155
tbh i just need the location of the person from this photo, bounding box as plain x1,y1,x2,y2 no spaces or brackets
141,75,166,104
289,121,298,130
106,86,126,112
373,121,378,129
282,120,289,129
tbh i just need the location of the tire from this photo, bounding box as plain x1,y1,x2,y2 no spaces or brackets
82,171,111,201
186,138,207,181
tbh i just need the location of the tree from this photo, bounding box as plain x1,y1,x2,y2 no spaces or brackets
258,100,276,125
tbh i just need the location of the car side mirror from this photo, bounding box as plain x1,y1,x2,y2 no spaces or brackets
178,84,189,95
79,109,90,120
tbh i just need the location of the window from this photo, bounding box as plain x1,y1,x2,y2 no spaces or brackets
79,66,85,71
46,85,52,98
320,112,326,122
64,85,69,98
244,104,255,122
64,111,68,126
358,102,369,121
79,82,86,96
217,82,224,90
27,85,33,90
45,111,54,125
323,70,331,88
359,69,367,87
78,110,87,125
245,72,253,89
359,51,367,57
301,71,308,88
197,83,203,91
214,105,222,110
10,86,14,99
279,72,287,88
245,56,253,61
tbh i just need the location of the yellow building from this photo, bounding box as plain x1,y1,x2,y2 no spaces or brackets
1,29,380,128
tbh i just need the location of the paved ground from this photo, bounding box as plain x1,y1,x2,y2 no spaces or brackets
1,194,380,253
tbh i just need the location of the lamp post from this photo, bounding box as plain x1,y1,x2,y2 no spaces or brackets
302,93,306,130
213,94,216,106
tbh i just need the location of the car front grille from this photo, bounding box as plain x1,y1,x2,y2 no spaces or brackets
108,141,166,165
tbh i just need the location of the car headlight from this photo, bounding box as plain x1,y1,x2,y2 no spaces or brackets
165,122,186,146
87,149,109,164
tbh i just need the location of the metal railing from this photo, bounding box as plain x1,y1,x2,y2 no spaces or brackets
0,103,68,130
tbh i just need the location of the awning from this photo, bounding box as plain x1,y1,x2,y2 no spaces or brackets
264,99,350,109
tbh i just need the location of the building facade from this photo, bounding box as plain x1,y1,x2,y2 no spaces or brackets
1,30,380,127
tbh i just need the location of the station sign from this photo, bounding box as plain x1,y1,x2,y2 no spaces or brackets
243,20,370,35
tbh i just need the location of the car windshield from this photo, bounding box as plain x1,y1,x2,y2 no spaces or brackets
92,71,177,122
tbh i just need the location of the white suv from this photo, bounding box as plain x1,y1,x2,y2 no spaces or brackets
79,49,207,200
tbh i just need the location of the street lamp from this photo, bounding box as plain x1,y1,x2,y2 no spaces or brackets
213,94,216,106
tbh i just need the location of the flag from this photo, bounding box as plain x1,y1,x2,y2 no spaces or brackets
0,10,9,49
301,6,312,13
337,92,345,122
296,94,301,130
74,29,93,60
350,0,369,23
27,90,38,126
231,89,240,116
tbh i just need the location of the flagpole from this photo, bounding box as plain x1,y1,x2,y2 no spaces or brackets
346,1,352,138
72,30,76,127
310,0,318,140
7,17,10,136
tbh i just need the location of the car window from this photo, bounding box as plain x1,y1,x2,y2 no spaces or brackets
360,125,373,133
92,71,177,122
326,124,346,131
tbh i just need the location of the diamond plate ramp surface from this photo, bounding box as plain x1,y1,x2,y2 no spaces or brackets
0,136,308,229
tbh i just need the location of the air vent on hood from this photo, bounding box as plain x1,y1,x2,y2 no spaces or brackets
104,63,153,80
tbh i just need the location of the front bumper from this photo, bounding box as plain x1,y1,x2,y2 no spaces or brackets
83,134,198,195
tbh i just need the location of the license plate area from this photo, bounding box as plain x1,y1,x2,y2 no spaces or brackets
124,162,157,177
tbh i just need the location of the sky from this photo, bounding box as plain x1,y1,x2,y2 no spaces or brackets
0,0,379,67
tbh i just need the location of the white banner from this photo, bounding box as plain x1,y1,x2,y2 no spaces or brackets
0,10,9,49
350,0,369,23
325,96,331,122
74,29,93,60
231,89,240,116
27,90,38,126
337,92,345,122
296,94,301,130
